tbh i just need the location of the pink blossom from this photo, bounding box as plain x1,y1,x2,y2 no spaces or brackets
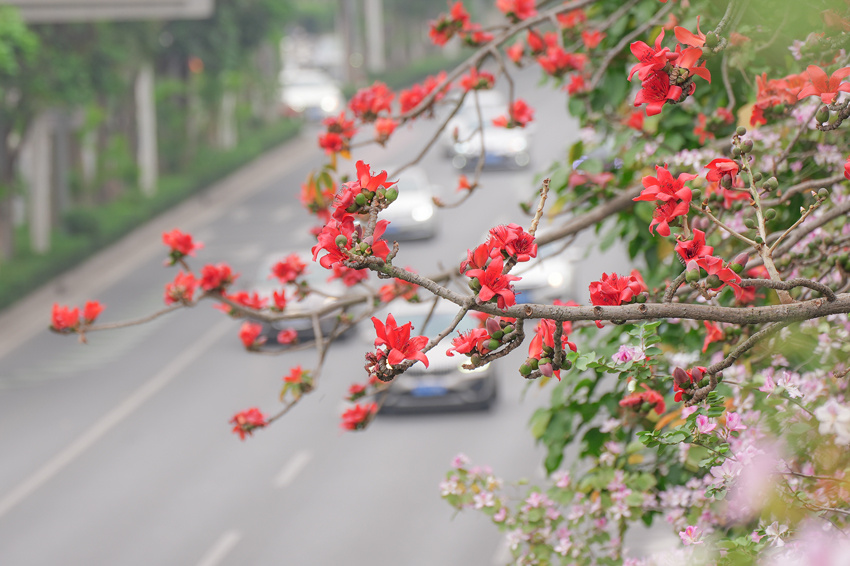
696,414,717,434
451,453,470,469
725,411,747,432
681,405,698,419
611,344,646,363
679,525,704,545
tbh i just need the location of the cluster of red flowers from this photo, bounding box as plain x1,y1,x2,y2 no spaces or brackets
378,277,419,303
312,214,391,271
51,300,105,332
619,384,666,415
428,1,492,47
162,228,203,265
633,165,696,237
281,365,312,400
751,72,806,126
346,375,384,402
164,271,198,305
329,264,370,287
672,366,708,403
370,313,430,370
629,26,711,116
318,113,357,155
399,71,450,114
461,224,536,309
537,45,587,78
215,290,267,316
526,303,579,381
348,82,394,122
447,316,516,361
270,254,306,284
496,0,537,21
300,175,336,223
492,99,535,128
239,321,266,350
199,263,238,293
230,407,267,440
588,271,647,327
459,68,495,91
333,161,397,220
340,403,378,431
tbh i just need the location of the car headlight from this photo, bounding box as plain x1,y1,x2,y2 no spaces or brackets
510,137,528,152
547,272,565,288
411,204,434,222
454,142,470,155
321,95,340,112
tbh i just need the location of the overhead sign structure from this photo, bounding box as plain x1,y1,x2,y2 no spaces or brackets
9,0,214,23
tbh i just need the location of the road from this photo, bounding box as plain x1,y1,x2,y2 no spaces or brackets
0,72,630,565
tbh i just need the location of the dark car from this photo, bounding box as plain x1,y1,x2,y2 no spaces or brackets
368,303,498,413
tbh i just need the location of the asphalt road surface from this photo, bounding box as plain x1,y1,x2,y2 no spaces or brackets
0,72,630,565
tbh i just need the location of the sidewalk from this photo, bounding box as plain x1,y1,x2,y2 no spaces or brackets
0,133,317,360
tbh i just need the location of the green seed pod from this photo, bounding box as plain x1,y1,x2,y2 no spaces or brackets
706,274,722,288
354,193,368,207
730,262,744,274
561,359,572,371
538,357,552,367
816,105,830,123
765,208,777,221
721,175,733,189
543,345,554,356
685,268,701,283
636,293,647,303
744,218,756,229
705,31,719,48
528,357,539,370
335,234,348,248
818,187,829,200
736,126,747,136
503,325,514,335
752,172,763,182
346,203,359,213
767,177,779,189
365,191,375,200
519,363,532,377
469,278,482,291
742,140,754,153
486,339,501,351
755,236,764,244
471,354,481,366
691,188,702,200
731,146,742,157
491,330,505,341
385,187,399,202
698,377,710,388
640,401,652,413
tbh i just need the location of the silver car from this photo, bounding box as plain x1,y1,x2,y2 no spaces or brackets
369,302,498,413
377,166,439,241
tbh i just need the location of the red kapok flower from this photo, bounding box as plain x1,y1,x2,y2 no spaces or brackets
200,263,238,292
674,17,706,47
488,223,537,262
497,0,537,21
702,321,724,353
797,65,850,104
230,408,267,440
620,385,666,415
506,41,524,64
581,29,605,49
329,264,369,287
277,328,297,345
633,165,696,236
566,74,587,95
704,158,740,184
341,403,378,431
634,70,683,116
675,229,714,263
446,327,491,357
162,229,203,264
374,118,398,143
82,300,104,324
51,303,80,332
624,111,645,130
372,313,430,368
696,255,744,299
460,67,495,91
589,272,645,306
629,30,673,82
284,365,307,384
493,99,534,128
845,155,850,180
557,9,586,28
239,321,266,350
465,256,522,309
271,254,306,284
164,271,199,305
348,82,394,122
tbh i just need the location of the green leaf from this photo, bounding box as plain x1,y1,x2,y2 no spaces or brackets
529,408,552,439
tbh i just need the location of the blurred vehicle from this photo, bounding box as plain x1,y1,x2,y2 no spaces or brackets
249,250,367,344
378,166,439,241
442,92,532,170
512,240,577,304
279,67,344,120
369,302,498,413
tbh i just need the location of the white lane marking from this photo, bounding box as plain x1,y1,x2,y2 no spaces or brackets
0,320,232,520
196,530,242,566
273,450,313,489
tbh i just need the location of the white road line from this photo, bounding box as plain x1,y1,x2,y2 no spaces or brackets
0,320,232,520
196,530,242,566
273,450,313,489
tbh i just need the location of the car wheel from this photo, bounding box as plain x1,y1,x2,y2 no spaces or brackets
452,155,468,169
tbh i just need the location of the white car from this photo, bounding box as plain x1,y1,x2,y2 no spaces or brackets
279,68,344,120
377,166,439,241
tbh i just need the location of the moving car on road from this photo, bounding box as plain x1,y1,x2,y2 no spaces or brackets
279,67,344,120
368,302,498,413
